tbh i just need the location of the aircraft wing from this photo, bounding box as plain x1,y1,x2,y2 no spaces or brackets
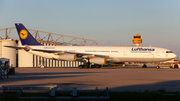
32,49,110,59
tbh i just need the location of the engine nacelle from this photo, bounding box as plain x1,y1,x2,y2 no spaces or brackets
57,54,76,61
28,50,76,61
89,58,106,65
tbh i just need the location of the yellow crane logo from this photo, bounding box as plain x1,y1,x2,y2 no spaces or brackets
19,29,28,39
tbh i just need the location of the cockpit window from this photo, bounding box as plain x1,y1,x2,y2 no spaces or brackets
166,51,173,53
134,36,141,38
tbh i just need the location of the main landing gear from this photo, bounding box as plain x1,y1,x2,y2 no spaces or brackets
79,64,101,69
156,63,160,69
78,59,101,69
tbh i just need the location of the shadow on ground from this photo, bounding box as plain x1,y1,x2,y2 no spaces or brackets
0,71,100,84
110,80,180,91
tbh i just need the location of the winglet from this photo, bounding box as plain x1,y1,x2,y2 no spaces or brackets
15,23,42,45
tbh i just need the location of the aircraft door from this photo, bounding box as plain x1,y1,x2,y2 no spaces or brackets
156,49,160,56
123,49,127,55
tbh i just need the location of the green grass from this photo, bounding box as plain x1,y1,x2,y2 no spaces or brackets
0,90,180,101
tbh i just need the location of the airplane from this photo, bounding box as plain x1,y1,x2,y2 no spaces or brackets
4,23,177,68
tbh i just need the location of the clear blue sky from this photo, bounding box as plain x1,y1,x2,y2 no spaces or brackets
0,0,180,57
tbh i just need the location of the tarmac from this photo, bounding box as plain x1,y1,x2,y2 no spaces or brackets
0,65,180,92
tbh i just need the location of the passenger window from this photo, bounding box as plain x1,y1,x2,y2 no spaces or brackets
166,51,173,53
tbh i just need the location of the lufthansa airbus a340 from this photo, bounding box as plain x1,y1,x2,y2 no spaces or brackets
5,23,177,68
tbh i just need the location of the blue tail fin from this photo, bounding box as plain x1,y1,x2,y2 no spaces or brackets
15,23,42,45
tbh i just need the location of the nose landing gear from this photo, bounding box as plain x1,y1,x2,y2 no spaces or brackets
142,64,147,68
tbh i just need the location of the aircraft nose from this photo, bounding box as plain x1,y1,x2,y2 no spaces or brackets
172,53,177,58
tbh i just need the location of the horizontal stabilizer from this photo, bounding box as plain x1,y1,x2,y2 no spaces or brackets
4,45,25,49
4,45,32,51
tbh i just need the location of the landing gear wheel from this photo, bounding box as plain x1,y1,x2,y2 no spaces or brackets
142,64,147,68
95,65,101,68
84,65,89,68
156,66,160,69
174,64,179,68
91,65,95,68
79,65,83,69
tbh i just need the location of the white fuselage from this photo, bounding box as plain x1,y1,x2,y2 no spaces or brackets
27,46,177,63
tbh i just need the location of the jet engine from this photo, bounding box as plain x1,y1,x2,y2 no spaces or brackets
89,58,106,64
57,54,76,61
